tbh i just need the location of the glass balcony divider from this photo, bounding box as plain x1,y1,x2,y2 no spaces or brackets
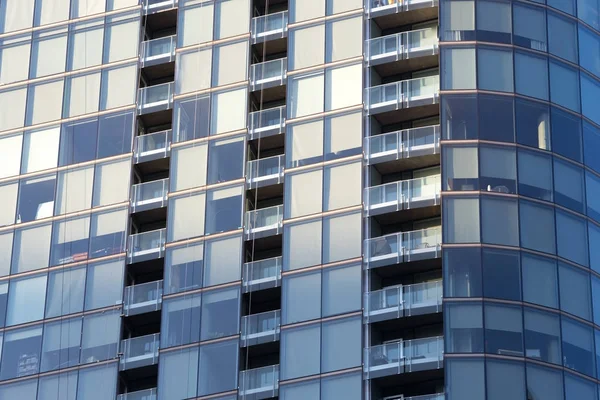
134,129,172,163
241,310,281,347
364,226,441,268
119,333,160,370
251,11,288,43
244,205,284,239
248,106,286,139
250,58,287,90
365,125,440,165
123,280,163,316
243,256,283,292
117,388,157,400
131,178,169,212
127,228,167,263
239,365,279,398
247,155,285,188
140,35,176,66
138,82,174,113
364,336,443,379
367,27,439,64
367,0,440,17
365,280,442,322
366,76,439,113
365,175,441,216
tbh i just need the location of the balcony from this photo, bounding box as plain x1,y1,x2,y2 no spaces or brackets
117,388,157,400
134,130,172,164
387,393,445,400
142,0,176,14
131,178,169,213
364,336,443,379
247,155,285,189
243,256,282,292
252,11,288,44
120,334,160,371
123,280,163,316
239,365,279,399
141,35,176,67
366,125,440,167
241,310,281,347
367,28,438,67
138,82,174,115
364,280,442,323
367,0,439,18
366,76,439,115
250,58,287,91
244,205,283,240
365,175,440,217
249,106,286,140
127,228,166,264
364,226,441,269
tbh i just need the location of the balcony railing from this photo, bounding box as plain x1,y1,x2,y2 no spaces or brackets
141,35,176,66
241,310,281,347
365,280,442,322
364,226,441,268
250,58,287,90
367,0,439,15
117,388,157,400
123,280,163,316
252,11,288,42
247,155,285,188
138,82,174,113
364,336,443,379
131,178,169,212
244,205,283,238
387,393,445,400
248,106,286,139
239,365,279,398
120,333,160,370
367,28,438,64
365,175,440,216
243,256,282,292
128,228,166,263
134,129,172,163
366,76,439,113
142,0,176,13
366,125,440,165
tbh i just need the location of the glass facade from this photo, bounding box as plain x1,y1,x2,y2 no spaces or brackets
0,0,597,399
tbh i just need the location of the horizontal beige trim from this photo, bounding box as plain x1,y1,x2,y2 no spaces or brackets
284,153,363,175
173,80,250,101
287,8,364,29
167,178,246,199
175,32,251,53
195,390,239,400
287,56,364,77
285,104,363,125
162,280,242,300
279,366,363,386
0,152,132,185
283,204,363,225
281,311,362,331
0,103,137,139
169,128,248,149
165,228,243,249
0,57,139,91
281,257,363,278
0,5,141,40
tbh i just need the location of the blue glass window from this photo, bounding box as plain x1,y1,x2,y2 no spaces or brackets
483,248,520,300
447,359,485,400
551,107,582,162
577,0,600,30
556,210,589,267
444,247,482,298
161,294,201,348
158,347,198,400
478,94,514,142
579,26,600,79
514,51,548,100
548,0,575,13
477,47,514,92
486,359,526,400
96,111,134,158
548,12,578,62
516,98,550,150
513,4,546,51
522,254,558,308
562,317,595,377
200,287,240,341
550,61,580,112
518,148,553,201
174,96,210,142
524,307,561,364
584,122,600,173
581,72,600,126
59,119,98,166
520,200,555,254
481,196,518,246
446,302,484,353
526,363,564,400
554,159,585,214
442,95,478,140
589,222,600,273
484,303,523,355
586,171,600,222
559,263,592,320
476,0,512,43
197,339,239,396
565,372,597,399
0,325,42,380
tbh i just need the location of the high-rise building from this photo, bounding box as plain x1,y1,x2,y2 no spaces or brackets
0,0,598,399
